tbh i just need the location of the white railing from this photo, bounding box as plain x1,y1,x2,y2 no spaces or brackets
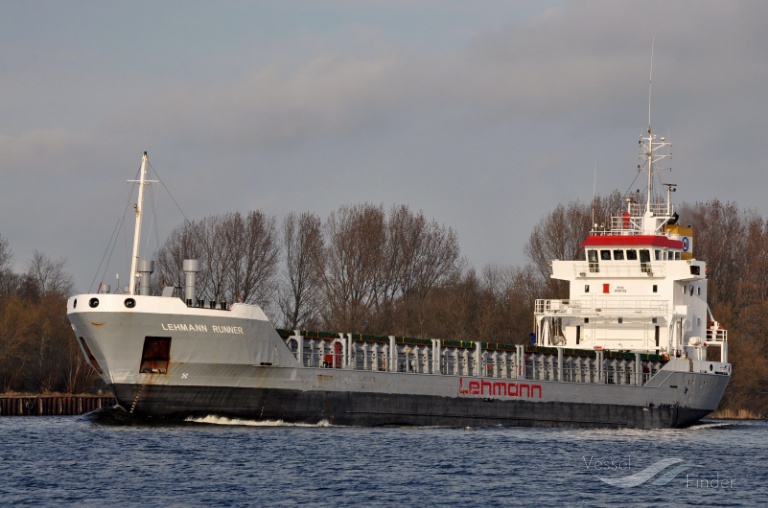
535,298,669,316
590,203,674,236
706,327,728,342
573,263,665,278
283,332,668,387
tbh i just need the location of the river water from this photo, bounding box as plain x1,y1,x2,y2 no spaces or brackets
0,415,765,507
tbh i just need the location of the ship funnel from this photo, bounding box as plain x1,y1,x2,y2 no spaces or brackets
137,259,154,296
183,259,200,306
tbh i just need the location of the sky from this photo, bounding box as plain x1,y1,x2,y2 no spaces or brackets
2,0,767,294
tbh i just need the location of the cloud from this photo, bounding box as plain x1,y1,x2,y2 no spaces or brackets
2,0,768,292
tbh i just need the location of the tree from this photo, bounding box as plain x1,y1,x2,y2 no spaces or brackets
481,263,545,344
155,211,280,308
26,251,74,300
225,211,280,307
154,220,205,293
314,204,462,334
0,233,12,286
0,296,36,391
524,191,623,297
318,204,387,330
682,200,750,309
377,205,461,336
278,211,324,329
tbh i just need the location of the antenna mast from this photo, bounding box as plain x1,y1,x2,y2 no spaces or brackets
128,152,152,295
648,38,654,135
646,38,655,215
639,39,672,234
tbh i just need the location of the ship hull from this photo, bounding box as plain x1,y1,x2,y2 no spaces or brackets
68,294,729,429
112,369,724,429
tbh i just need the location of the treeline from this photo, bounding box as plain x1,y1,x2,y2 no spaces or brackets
0,241,99,394
153,204,542,342
1,197,766,417
679,201,768,416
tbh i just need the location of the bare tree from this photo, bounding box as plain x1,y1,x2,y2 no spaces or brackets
26,251,74,300
155,211,279,308
377,205,461,335
419,267,479,341
154,221,205,292
225,211,280,306
525,191,622,297
682,200,751,309
199,215,231,303
0,235,17,297
318,204,386,330
0,234,11,272
278,211,323,329
739,215,768,305
0,296,36,391
481,263,545,344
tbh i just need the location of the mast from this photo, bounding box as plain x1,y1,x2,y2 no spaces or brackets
639,39,671,234
128,152,149,295
646,38,655,217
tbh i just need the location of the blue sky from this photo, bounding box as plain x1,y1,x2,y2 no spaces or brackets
2,1,767,293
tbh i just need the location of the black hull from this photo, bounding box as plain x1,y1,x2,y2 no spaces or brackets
112,384,709,430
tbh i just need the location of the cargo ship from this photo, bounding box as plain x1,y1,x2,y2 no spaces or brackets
67,124,730,428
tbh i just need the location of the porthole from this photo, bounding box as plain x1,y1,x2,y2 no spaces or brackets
89,298,99,308
73,299,77,309
124,298,136,308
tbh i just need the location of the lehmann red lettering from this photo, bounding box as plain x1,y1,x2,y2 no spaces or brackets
459,377,543,399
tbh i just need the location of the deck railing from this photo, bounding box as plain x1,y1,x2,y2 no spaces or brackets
278,330,667,387
535,298,669,316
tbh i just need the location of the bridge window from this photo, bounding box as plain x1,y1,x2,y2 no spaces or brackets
640,250,651,272
654,249,661,261
600,250,611,261
613,250,624,260
690,265,700,275
588,250,599,272
626,250,638,260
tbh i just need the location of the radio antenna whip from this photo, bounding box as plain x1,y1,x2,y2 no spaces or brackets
648,37,654,134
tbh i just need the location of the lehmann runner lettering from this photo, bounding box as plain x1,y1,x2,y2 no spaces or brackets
161,323,244,335
459,377,542,399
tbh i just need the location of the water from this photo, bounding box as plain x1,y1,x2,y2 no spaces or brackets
0,415,765,507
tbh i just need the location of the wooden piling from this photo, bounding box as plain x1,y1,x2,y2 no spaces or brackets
0,395,116,416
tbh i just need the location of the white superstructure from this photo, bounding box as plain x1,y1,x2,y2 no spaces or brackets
534,127,728,375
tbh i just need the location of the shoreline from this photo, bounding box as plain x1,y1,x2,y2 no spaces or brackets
0,394,116,416
708,408,764,420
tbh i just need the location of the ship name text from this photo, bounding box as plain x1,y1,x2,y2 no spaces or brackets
160,323,245,335
459,377,543,399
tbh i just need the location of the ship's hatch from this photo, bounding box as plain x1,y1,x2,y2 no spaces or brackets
140,336,171,374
